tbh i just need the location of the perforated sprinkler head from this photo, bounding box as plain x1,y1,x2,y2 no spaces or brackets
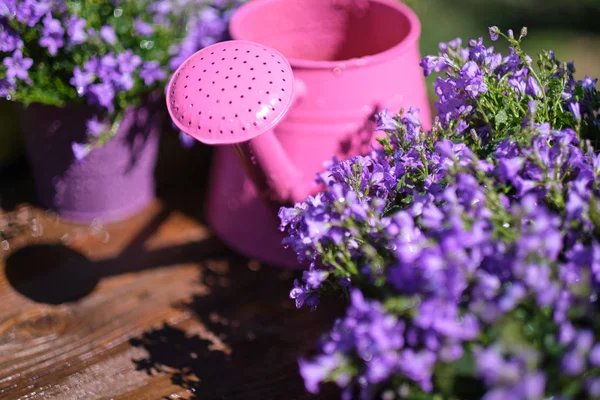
167,40,295,145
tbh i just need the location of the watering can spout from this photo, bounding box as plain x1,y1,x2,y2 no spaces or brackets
232,129,306,205
166,40,308,207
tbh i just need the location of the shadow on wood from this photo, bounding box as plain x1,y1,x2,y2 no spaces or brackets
3,207,227,304
129,259,345,400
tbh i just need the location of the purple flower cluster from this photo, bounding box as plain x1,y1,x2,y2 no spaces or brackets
300,290,408,399
281,29,600,399
420,27,593,142
168,4,238,71
0,16,29,96
1,0,244,158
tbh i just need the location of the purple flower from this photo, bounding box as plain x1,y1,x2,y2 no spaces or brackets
559,322,576,345
70,66,95,95
526,76,543,99
475,347,521,385
303,269,329,289
148,0,171,23
420,55,452,77
88,83,115,112
3,49,33,81
134,19,154,36
562,350,585,375
0,78,15,97
588,379,600,398
374,109,398,131
100,25,117,45
398,349,436,391
86,116,108,137
139,61,165,86
0,18,22,52
39,14,64,55
116,50,142,74
71,142,91,161
581,76,597,91
66,16,87,45
167,4,236,70
460,61,487,98
113,73,133,91
489,26,499,41
420,55,438,76
290,279,319,310
590,344,600,367
569,102,581,121
13,0,52,27
299,355,338,394
97,53,119,82
497,157,523,182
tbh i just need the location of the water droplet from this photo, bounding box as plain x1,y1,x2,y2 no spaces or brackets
590,293,598,302
355,56,370,67
332,67,343,77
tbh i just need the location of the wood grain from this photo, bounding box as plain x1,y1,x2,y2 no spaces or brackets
0,135,341,400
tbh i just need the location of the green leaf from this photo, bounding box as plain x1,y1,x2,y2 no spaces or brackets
434,362,456,395
589,196,600,236
383,296,419,315
574,84,585,101
561,380,582,397
494,109,508,128
434,351,482,399
489,314,529,350
547,77,564,100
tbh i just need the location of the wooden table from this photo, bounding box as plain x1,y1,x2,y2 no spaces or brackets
0,133,341,400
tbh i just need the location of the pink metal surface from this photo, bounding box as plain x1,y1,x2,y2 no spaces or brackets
167,40,295,145
170,0,432,267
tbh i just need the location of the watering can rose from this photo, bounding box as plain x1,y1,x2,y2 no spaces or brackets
279,28,600,399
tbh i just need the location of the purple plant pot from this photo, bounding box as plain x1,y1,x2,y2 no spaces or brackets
19,94,165,223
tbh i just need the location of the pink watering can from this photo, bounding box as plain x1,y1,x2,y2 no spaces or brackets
167,0,431,268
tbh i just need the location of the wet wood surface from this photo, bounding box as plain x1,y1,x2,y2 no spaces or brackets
0,133,341,400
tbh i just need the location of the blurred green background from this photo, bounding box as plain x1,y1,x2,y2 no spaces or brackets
411,0,600,98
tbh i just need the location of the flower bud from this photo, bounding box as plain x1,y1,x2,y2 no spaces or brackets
520,26,528,38
488,26,499,41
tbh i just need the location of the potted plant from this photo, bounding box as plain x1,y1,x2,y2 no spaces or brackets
279,28,600,399
0,0,242,222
